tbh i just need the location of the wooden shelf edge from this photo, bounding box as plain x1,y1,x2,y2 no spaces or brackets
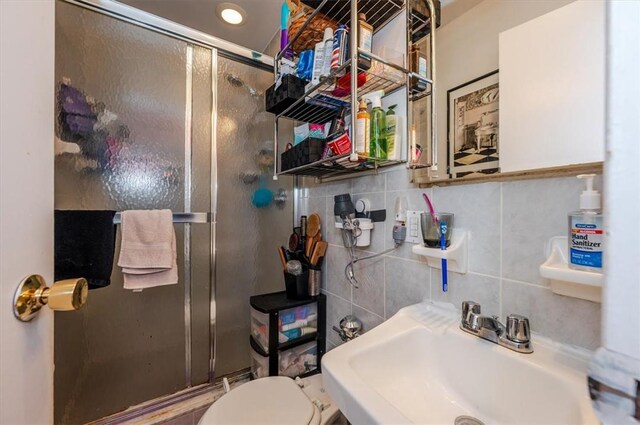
415,162,603,188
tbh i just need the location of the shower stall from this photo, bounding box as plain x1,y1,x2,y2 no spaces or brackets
53,1,292,423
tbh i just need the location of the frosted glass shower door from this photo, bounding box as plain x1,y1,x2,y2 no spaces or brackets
214,57,293,376
54,2,212,423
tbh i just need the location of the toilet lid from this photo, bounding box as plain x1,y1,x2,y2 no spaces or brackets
199,377,316,425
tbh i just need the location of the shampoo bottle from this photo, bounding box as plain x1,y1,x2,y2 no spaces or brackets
568,174,604,271
385,104,402,160
355,99,370,156
363,90,387,159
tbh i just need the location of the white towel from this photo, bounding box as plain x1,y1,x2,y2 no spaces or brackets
117,209,178,290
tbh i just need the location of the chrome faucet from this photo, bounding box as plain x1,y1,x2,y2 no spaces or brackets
460,301,533,354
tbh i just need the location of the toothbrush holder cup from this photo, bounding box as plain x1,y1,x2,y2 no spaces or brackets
421,212,454,248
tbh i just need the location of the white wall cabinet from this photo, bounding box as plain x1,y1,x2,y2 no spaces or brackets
499,0,605,173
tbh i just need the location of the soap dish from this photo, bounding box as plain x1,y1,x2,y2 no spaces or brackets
539,236,603,303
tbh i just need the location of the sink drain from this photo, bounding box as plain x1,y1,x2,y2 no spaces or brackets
454,415,485,425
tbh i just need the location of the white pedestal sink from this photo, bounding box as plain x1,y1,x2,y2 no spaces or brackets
322,302,598,425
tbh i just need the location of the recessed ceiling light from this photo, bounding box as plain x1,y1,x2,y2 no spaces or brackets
217,3,246,25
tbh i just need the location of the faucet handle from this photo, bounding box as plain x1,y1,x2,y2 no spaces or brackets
506,314,531,343
461,301,481,325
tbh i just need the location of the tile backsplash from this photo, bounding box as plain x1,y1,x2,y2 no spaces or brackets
298,170,602,351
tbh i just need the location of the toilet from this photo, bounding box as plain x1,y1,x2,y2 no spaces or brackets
198,374,345,425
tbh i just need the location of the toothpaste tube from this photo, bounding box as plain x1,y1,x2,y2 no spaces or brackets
280,328,301,340
281,319,310,331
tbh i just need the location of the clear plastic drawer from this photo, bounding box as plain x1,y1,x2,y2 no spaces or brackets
250,340,318,379
250,303,318,354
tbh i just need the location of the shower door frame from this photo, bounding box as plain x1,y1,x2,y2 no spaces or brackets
57,0,276,422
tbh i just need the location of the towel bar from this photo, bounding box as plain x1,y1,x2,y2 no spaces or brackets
113,212,212,224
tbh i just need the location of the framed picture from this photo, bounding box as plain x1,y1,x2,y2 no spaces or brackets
447,70,499,179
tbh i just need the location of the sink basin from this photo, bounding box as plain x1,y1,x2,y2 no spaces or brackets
322,302,598,425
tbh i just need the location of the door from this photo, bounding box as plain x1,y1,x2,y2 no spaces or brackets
0,1,55,424
53,3,214,421
214,56,293,376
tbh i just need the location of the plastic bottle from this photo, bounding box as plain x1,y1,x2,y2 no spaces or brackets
311,41,325,85
409,44,428,93
357,13,373,71
568,174,604,271
320,27,334,79
280,1,293,60
355,99,370,156
331,25,348,77
362,90,387,159
385,104,402,160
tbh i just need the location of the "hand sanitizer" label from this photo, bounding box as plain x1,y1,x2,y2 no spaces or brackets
569,220,603,269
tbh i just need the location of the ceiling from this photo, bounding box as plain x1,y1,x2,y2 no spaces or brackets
117,0,282,52
117,0,482,53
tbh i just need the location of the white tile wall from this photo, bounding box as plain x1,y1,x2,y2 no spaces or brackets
298,171,602,350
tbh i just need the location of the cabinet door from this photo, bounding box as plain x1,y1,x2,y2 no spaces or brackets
499,0,605,173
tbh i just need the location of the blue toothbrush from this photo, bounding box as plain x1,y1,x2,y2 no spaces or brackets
440,220,448,292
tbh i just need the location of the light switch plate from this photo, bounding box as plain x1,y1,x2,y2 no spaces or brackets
405,210,424,244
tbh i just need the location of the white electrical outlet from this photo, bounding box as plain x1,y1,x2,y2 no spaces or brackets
405,210,424,244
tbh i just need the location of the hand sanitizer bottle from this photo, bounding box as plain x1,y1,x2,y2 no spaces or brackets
568,174,604,271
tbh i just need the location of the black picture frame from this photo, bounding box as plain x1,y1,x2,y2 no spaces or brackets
447,70,500,179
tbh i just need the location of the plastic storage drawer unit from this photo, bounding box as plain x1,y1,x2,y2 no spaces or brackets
249,291,325,379
251,303,319,353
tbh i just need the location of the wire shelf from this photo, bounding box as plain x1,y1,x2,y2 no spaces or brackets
279,152,405,179
276,54,410,123
273,0,439,181
410,0,441,42
300,0,404,33
409,89,432,102
277,101,340,123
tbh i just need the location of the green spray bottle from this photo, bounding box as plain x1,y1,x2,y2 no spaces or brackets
362,90,387,159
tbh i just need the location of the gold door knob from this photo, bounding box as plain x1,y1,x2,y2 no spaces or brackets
13,274,88,322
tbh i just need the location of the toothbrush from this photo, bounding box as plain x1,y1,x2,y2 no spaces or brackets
422,193,438,226
440,220,448,292
423,192,447,291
